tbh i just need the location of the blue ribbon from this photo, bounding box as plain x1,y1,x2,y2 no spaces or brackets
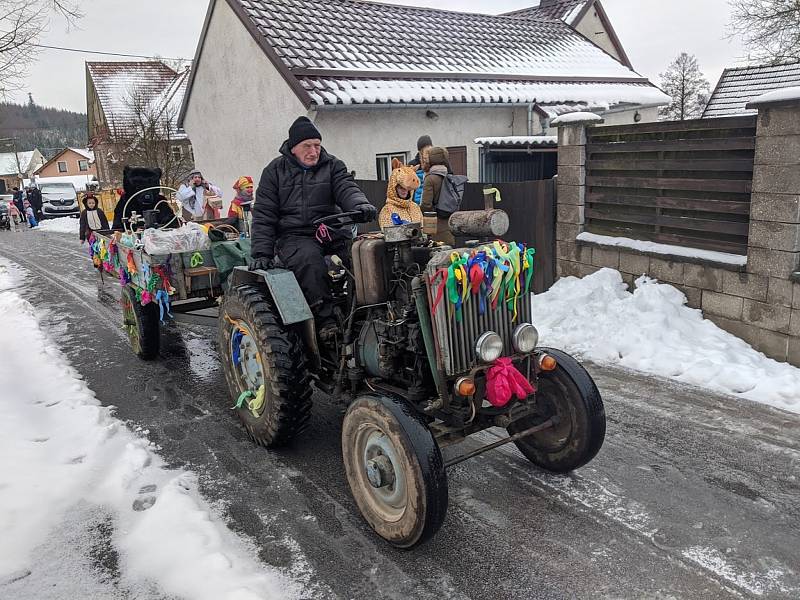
231,329,244,365
155,289,172,322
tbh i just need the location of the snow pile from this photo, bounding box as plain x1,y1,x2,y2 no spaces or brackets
749,86,800,106
532,268,800,413
550,111,604,125
0,259,299,599
576,232,748,267
35,216,80,234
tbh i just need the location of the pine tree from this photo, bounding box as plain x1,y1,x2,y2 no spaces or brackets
659,53,711,121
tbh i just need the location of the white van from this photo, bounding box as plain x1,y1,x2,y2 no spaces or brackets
40,182,79,219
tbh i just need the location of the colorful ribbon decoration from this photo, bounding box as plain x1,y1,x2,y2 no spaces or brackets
430,241,535,323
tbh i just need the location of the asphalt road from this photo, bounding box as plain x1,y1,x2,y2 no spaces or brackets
1,227,799,600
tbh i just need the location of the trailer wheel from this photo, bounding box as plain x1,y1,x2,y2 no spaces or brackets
342,393,448,548
218,284,312,447
508,348,605,473
121,285,160,360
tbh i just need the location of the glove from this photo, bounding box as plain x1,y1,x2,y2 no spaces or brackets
249,256,273,271
356,203,378,223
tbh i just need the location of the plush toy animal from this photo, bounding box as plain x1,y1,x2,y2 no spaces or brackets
378,158,422,228
112,166,176,230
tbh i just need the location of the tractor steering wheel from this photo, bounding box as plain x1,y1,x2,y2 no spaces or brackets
312,210,363,227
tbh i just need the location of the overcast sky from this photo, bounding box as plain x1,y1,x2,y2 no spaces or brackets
8,0,747,112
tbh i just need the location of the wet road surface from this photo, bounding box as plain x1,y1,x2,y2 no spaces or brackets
1,228,799,599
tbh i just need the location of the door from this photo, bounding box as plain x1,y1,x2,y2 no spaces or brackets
446,146,467,176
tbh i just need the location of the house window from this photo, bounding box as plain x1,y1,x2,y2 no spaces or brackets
57,161,68,173
171,145,183,161
78,160,89,172
376,152,408,180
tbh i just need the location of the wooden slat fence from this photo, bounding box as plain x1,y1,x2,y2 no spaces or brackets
585,115,756,255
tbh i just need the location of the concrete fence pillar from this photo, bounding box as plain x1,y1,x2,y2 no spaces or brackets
553,115,603,278
746,94,800,364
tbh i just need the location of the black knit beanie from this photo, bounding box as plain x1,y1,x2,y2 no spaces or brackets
417,135,433,150
288,116,322,149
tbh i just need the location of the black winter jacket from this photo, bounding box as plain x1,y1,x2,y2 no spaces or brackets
251,142,370,259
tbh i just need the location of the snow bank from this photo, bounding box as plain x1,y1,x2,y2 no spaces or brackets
550,111,603,125
532,268,800,413
34,216,80,234
0,259,300,599
576,232,748,267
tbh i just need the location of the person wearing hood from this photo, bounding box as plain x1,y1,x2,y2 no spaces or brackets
421,146,456,245
379,162,421,229
177,170,223,220
228,176,254,219
250,116,377,340
79,193,109,242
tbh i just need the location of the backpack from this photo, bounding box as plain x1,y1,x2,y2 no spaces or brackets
435,174,468,219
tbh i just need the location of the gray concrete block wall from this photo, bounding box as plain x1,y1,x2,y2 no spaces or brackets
553,100,800,367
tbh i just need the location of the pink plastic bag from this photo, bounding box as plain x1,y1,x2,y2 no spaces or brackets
486,358,535,408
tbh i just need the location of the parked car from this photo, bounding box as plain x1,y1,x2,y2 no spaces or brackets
40,182,80,219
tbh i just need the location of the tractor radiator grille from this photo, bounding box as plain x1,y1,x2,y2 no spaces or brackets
426,262,532,376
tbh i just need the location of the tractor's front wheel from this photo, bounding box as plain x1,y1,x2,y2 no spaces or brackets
218,284,312,447
121,285,160,360
508,348,605,473
342,393,448,548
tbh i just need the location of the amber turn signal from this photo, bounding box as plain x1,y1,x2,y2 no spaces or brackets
454,377,476,397
539,354,558,371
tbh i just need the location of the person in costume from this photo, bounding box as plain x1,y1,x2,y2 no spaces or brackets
228,176,254,219
378,161,421,229
79,193,110,242
177,170,223,220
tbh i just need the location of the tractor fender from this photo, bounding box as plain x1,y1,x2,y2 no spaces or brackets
228,266,313,326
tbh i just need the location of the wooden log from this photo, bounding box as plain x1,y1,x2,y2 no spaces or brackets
448,209,509,238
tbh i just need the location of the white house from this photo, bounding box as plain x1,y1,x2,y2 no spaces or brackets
179,0,668,195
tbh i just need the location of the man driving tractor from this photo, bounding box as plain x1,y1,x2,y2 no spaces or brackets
249,116,377,340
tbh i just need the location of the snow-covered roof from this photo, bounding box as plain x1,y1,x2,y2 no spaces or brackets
204,0,663,110
87,61,191,141
474,135,558,147
505,0,588,25
303,78,668,108
703,62,800,118
69,148,95,162
0,151,36,176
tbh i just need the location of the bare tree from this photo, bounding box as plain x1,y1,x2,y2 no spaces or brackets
103,85,194,189
729,0,800,64
659,53,711,121
0,1,82,93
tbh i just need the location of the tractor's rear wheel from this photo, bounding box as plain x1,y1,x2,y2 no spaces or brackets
342,393,448,548
121,285,160,360
218,284,312,447
508,348,605,473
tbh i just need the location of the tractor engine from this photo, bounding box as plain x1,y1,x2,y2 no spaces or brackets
351,224,437,401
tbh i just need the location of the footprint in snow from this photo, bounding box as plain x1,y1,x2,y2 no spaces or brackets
132,484,158,512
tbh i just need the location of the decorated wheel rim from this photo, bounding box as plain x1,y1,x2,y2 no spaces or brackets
121,292,141,355
352,423,408,523
229,323,266,418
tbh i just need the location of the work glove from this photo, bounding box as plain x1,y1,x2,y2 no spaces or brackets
356,203,378,223
249,256,273,271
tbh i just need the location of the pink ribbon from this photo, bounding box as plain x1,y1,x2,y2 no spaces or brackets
485,358,535,408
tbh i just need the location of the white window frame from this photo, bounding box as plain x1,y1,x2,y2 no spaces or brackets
57,161,68,173
78,159,89,172
375,151,408,180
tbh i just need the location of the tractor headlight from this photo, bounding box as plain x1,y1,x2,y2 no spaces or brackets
512,323,539,354
475,331,503,363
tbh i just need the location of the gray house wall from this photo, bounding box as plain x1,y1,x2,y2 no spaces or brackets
182,0,306,202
